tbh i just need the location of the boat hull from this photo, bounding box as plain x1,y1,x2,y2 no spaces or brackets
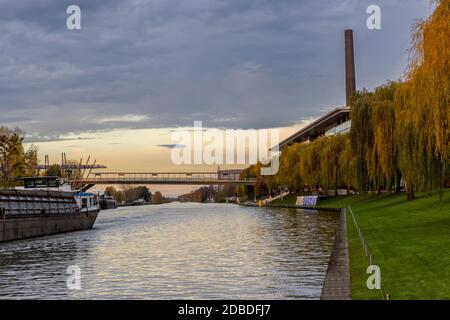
0,210,99,242
100,199,118,210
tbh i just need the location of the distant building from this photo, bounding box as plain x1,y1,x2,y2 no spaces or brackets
217,169,244,181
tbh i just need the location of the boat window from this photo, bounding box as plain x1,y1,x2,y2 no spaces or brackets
24,179,35,188
34,179,47,187
47,179,58,187
24,178,59,188
82,198,88,208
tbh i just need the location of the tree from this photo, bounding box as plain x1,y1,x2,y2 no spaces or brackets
225,1,450,201
105,186,117,196
395,0,450,199
351,83,400,193
136,186,151,202
45,164,62,177
152,191,164,204
0,126,38,187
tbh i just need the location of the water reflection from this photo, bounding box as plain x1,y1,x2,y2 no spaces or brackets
0,203,338,299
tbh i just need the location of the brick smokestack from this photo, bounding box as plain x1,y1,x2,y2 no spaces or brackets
345,29,356,106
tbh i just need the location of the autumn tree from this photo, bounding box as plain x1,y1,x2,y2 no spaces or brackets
395,0,450,199
0,127,38,187
152,191,164,204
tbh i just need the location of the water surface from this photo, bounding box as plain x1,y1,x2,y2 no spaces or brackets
0,203,338,299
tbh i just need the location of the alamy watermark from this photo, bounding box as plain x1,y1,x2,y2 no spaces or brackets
65,4,380,31
367,5,381,30
366,265,381,290
66,265,81,290
170,121,279,175
66,5,81,30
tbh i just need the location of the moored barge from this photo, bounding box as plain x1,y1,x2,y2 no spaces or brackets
0,176,100,242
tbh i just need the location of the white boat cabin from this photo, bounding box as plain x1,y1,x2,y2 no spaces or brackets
16,176,100,212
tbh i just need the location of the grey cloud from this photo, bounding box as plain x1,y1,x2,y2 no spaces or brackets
157,144,186,149
24,135,96,143
0,0,430,136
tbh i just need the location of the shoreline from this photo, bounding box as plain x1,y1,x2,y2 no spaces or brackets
239,201,351,300
320,208,351,300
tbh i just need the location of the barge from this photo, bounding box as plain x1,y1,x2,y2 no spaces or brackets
0,176,100,242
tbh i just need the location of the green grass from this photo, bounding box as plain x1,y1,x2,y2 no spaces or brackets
318,190,450,300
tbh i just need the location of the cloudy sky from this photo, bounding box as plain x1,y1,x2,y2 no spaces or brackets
0,0,432,193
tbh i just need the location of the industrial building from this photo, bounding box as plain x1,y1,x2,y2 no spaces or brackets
277,30,356,150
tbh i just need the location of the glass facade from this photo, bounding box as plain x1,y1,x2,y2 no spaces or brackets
325,120,351,137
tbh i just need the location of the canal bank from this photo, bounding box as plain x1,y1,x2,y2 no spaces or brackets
279,190,450,299
240,201,351,300
320,208,351,300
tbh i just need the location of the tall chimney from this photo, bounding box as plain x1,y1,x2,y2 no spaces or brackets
345,29,356,106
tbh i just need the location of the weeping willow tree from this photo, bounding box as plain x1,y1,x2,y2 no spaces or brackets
338,135,357,191
317,135,348,192
240,1,449,200
350,90,375,192
395,0,450,199
351,82,400,193
263,134,353,193
277,143,303,189
238,162,270,200
297,141,321,190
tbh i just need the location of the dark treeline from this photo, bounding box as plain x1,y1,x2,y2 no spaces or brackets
178,186,216,202
178,184,238,203
104,186,160,204
242,1,449,201
106,185,151,203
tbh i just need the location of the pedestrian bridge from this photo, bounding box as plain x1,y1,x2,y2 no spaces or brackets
71,172,256,186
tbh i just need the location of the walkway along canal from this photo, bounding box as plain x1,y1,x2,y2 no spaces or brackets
320,208,351,300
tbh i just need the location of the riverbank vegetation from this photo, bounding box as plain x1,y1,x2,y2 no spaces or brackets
320,190,450,299
238,2,450,300
105,185,153,204
243,1,449,202
177,184,239,203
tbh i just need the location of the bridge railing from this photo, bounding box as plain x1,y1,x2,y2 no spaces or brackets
71,172,257,184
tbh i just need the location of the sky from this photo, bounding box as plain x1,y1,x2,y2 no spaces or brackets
0,0,432,195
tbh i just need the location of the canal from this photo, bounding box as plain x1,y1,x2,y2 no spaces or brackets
0,203,339,299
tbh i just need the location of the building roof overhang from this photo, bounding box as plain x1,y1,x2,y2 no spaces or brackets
273,106,351,151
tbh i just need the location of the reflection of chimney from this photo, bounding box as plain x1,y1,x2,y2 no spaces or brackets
345,29,356,106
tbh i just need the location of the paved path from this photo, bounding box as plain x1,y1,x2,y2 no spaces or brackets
321,208,351,300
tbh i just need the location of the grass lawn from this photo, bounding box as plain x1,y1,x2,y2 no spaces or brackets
318,190,450,300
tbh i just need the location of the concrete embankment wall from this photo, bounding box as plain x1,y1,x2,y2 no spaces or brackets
240,202,341,212
239,202,351,299
0,211,98,242
320,208,351,300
